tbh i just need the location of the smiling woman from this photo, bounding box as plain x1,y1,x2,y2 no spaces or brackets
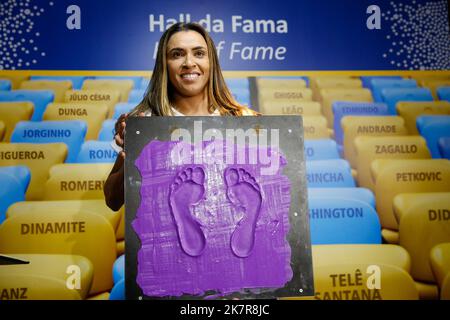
104,22,256,211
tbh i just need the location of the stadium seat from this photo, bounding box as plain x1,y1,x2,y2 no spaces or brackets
6,199,122,233
113,255,125,284
231,88,251,106
127,89,145,103
437,86,450,102
0,166,30,224
422,80,450,100
307,187,375,208
438,137,450,159
0,79,12,90
354,135,431,190
361,76,403,90
76,140,118,163
306,159,355,188
0,253,93,300
308,197,381,244
116,207,125,240
225,78,249,91
396,101,450,134
0,142,67,200
30,76,87,90
259,100,321,116
94,76,143,89
304,139,340,160
332,102,389,145
0,90,54,121
43,163,113,200
312,77,363,101
371,79,417,103
256,77,307,90
371,159,450,230
20,80,72,102
0,210,117,295
0,121,4,141
113,103,136,119
303,116,331,139
416,115,450,158
82,79,134,102
65,89,121,118
0,74,29,89
87,292,111,300
319,88,373,127
258,89,313,109
116,240,125,256
98,119,116,141
394,193,450,283
442,274,450,300
109,278,125,300
342,116,408,168
11,120,87,163
380,87,434,115
43,102,108,140
429,243,450,291
0,102,34,141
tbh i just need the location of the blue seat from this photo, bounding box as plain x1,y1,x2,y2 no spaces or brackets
225,78,250,91
140,78,150,90
437,86,450,102
30,76,87,90
416,115,450,158
76,140,118,163
98,119,116,141
94,76,143,88
0,166,30,224
113,255,125,284
113,103,137,120
0,90,54,121
127,89,145,103
381,87,433,115
438,137,450,159
304,139,340,160
0,79,12,91
307,187,375,208
332,102,389,145
308,197,381,245
11,120,87,163
306,159,355,188
109,278,125,300
231,88,251,106
361,76,403,90
371,79,417,102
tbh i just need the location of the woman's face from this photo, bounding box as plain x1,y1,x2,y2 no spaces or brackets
166,30,210,98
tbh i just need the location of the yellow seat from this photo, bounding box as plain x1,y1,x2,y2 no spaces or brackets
255,78,307,89
43,163,113,200
381,229,400,245
288,263,418,300
0,121,4,141
310,76,352,100
116,207,125,240
20,80,72,102
0,210,116,294
116,240,125,256
430,243,450,288
259,100,322,116
354,135,431,190
6,199,121,234
396,101,450,134
258,88,313,108
0,253,93,299
414,281,439,300
441,274,450,300
81,80,133,102
0,143,67,200
342,116,408,168
87,292,111,300
319,88,373,127
312,244,411,272
394,193,450,282
64,89,121,118
0,74,29,89
0,102,34,141
313,78,363,101
43,102,109,140
303,116,331,139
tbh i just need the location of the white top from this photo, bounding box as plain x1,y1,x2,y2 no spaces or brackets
111,106,252,153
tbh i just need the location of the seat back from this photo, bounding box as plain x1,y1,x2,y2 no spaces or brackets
76,140,118,163
371,79,417,102
64,89,121,118
417,115,450,158
260,100,321,116
30,76,87,90
82,79,134,102
396,101,450,134
20,80,72,102
308,187,375,208
0,90,54,121
303,116,331,139
0,102,34,142
306,159,355,188
381,87,433,115
304,139,340,161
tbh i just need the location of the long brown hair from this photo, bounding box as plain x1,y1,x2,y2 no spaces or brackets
129,22,247,116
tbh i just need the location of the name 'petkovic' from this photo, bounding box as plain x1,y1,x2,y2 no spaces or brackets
149,14,288,34
170,121,281,176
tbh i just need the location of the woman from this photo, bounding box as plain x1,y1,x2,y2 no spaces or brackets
104,22,256,211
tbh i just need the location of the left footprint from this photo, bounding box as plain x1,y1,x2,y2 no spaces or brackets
169,166,206,257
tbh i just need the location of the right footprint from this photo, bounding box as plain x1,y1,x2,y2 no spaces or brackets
224,167,263,258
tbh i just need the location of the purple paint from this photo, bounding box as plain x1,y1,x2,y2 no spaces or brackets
133,139,292,297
